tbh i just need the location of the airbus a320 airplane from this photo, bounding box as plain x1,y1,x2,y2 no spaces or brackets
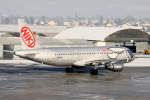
9,25,135,75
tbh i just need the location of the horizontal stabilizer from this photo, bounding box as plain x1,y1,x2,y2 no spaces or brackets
2,50,14,53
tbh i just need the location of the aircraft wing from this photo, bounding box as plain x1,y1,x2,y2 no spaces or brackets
73,58,107,66
73,57,124,66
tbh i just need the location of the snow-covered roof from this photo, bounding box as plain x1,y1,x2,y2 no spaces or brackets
54,26,142,41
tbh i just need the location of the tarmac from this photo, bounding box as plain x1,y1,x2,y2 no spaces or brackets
0,59,150,100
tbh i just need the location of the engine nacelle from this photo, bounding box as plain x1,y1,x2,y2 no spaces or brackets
105,63,124,72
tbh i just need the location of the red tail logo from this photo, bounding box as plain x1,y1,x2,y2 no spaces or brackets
20,26,36,48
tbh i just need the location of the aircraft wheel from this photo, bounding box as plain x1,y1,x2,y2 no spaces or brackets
90,68,98,75
65,67,73,73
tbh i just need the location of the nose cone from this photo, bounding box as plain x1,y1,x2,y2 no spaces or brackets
131,54,135,61
128,55,135,62
128,50,135,62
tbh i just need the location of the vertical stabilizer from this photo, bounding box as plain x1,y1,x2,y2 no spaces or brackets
18,19,39,49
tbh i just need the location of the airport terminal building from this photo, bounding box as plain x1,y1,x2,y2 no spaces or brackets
0,25,149,59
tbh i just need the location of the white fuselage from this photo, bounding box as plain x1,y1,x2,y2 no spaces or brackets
14,46,134,67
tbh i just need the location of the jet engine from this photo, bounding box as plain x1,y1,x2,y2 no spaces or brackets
105,63,123,72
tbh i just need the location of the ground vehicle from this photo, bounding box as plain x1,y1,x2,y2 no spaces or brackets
144,49,150,54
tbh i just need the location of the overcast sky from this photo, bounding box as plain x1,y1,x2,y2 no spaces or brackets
0,0,150,18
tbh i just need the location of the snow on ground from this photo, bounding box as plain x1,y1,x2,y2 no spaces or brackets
125,58,150,67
